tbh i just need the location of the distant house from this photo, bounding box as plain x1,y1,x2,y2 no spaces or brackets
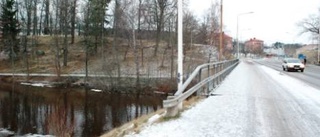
244,38,264,53
264,47,284,56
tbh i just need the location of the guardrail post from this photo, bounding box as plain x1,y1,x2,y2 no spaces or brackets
218,64,221,84
220,64,223,82
213,64,217,88
207,65,210,94
165,96,180,117
197,68,202,95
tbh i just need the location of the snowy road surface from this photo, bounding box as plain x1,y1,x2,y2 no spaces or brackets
126,59,320,137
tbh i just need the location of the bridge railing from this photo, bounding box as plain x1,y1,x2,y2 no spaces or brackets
163,59,239,117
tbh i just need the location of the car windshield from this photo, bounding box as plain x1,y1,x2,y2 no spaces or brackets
287,59,301,63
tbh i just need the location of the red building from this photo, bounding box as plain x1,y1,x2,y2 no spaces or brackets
244,38,264,53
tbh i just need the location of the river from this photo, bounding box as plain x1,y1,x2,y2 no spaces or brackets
0,83,165,136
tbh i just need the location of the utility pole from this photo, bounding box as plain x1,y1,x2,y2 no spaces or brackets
219,0,223,61
168,0,183,117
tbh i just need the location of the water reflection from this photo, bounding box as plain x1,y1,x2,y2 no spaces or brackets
0,83,164,136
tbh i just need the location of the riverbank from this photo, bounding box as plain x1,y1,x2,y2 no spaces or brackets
0,73,178,96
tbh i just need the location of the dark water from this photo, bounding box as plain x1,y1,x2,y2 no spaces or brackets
0,83,165,136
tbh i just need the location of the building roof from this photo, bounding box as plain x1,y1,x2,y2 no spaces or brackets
245,37,264,43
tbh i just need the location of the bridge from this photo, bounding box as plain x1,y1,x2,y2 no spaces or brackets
128,58,320,137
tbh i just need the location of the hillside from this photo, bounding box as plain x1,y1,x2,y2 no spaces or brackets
0,36,219,91
0,36,215,74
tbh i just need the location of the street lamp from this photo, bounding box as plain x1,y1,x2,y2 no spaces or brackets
236,12,254,58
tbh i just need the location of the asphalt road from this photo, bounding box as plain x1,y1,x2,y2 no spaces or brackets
254,58,320,89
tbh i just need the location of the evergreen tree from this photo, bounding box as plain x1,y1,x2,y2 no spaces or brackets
86,0,111,54
1,0,20,59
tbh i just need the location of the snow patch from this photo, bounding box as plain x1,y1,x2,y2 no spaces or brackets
21,82,54,88
21,82,32,86
91,89,102,92
31,83,46,87
0,129,55,137
0,128,14,136
22,133,55,137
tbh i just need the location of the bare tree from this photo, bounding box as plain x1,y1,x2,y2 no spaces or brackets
51,0,62,79
43,0,50,35
22,0,32,35
195,16,210,45
297,10,320,63
152,0,172,57
61,0,70,66
120,0,141,88
83,2,90,83
207,2,220,48
38,0,44,35
298,13,320,35
111,0,123,83
183,10,198,50
192,2,220,61
70,0,77,44
32,0,38,35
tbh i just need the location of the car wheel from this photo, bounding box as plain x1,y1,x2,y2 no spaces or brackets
301,69,304,72
283,67,285,71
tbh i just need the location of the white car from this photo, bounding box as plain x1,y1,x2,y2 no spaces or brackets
282,58,305,72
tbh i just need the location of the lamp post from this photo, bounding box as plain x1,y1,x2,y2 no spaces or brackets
236,12,253,58
318,28,320,64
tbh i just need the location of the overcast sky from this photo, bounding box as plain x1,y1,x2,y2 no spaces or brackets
189,0,320,45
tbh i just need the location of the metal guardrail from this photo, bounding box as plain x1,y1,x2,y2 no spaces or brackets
163,59,239,108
